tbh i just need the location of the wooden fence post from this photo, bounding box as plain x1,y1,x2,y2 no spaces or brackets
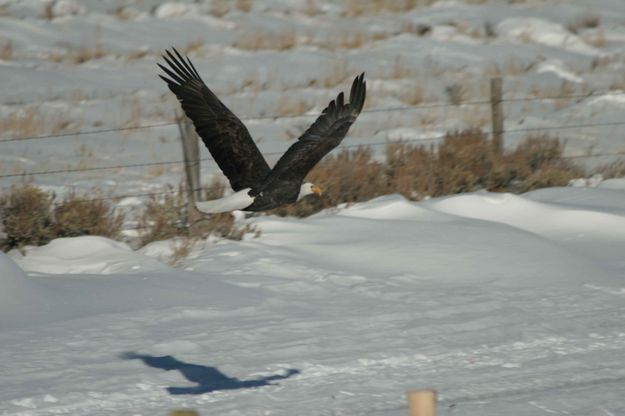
177,112,202,222
490,77,504,155
407,389,437,416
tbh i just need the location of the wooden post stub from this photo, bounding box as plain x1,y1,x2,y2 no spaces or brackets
407,389,437,416
490,77,504,155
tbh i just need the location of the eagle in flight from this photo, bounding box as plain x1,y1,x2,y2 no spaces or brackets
158,48,366,213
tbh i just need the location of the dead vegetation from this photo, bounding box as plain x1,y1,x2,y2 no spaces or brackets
48,41,107,64
344,0,418,16
136,183,257,249
0,104,79,141
0,129,602,253
0,181,256,252
0,185,122,250
271,129,583,217
567,11,601,34
1,39,13,60
234,30,297,51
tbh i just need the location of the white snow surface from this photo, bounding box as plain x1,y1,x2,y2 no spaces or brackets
3,187,625,416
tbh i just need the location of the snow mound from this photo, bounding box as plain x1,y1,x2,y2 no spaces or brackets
426,191,625,242
191,194,607,288
497,18,599,56
0,253,50,329
49,0,86,18
599,178,625,190
535,60,584,83
11,236,171,275
153,2,197,18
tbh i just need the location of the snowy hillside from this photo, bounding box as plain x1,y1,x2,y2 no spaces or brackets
3,184,625,415
2,0,625,197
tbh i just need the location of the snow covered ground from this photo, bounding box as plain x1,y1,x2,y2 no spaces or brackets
3,1,625,415
3,183,625,415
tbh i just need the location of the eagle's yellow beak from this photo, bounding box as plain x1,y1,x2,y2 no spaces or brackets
312,185,322,196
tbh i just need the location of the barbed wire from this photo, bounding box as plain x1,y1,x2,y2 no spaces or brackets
1,89,624,144
2,119,625,180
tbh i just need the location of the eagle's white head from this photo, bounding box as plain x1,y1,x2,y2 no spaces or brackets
297,182,322,201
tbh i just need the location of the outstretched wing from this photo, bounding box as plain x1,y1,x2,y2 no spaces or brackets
158,48,270,191
260,73,366,189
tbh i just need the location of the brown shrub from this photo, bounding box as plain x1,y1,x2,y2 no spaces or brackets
567,11,601,33
53,192,123,239
445,82,466,105
1,39,13,60
0,184,54,250
137,185,187,246
137,183,256,247
597,160,625,179
269,147,388,218
270,129,583,217
0,185,126,250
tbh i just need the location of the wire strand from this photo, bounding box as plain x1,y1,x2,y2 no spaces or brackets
2,119,625,179
1,89,624,143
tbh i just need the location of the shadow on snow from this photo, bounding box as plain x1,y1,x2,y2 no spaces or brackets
119,351,300,395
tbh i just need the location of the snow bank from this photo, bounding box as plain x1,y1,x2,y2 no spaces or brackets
497,18,599,56
535,60,584,83
0,252,51,330
153,2,197,18
426,191,625,242
185,193,612,289
2,237,263,331
11,236,170,275
2,187,625,415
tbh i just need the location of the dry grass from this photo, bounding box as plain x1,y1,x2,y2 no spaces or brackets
584,30,607,49
53,192,123,239
303,0,322,16
208,0,231,17
182,39,204,55
0,184,54,250
137,182,257,248
391,57,417,79
344,0,417,16
1,39,13,60
398,82,425,106
269,129,583,218
234,30,297,51
0,106,44,139
401,22,432,36
235,0,253,12
304,30,392,51
445,82,466,105
567,11,601,34
48,42,107,64
0,185,122,250
597,159,625,179
275,94,312,117
0,105,75,141
308,60,349,88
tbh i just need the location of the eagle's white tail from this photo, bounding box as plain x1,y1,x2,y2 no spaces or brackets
195,188,255,214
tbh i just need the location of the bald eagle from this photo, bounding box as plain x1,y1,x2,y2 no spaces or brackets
158,48,366,213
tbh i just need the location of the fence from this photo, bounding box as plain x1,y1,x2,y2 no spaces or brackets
2,78,625,208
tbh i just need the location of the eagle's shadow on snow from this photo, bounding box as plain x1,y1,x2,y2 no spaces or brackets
119,352,299,395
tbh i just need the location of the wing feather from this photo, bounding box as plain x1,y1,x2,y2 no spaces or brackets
261,73,366,189
158,48,270,192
